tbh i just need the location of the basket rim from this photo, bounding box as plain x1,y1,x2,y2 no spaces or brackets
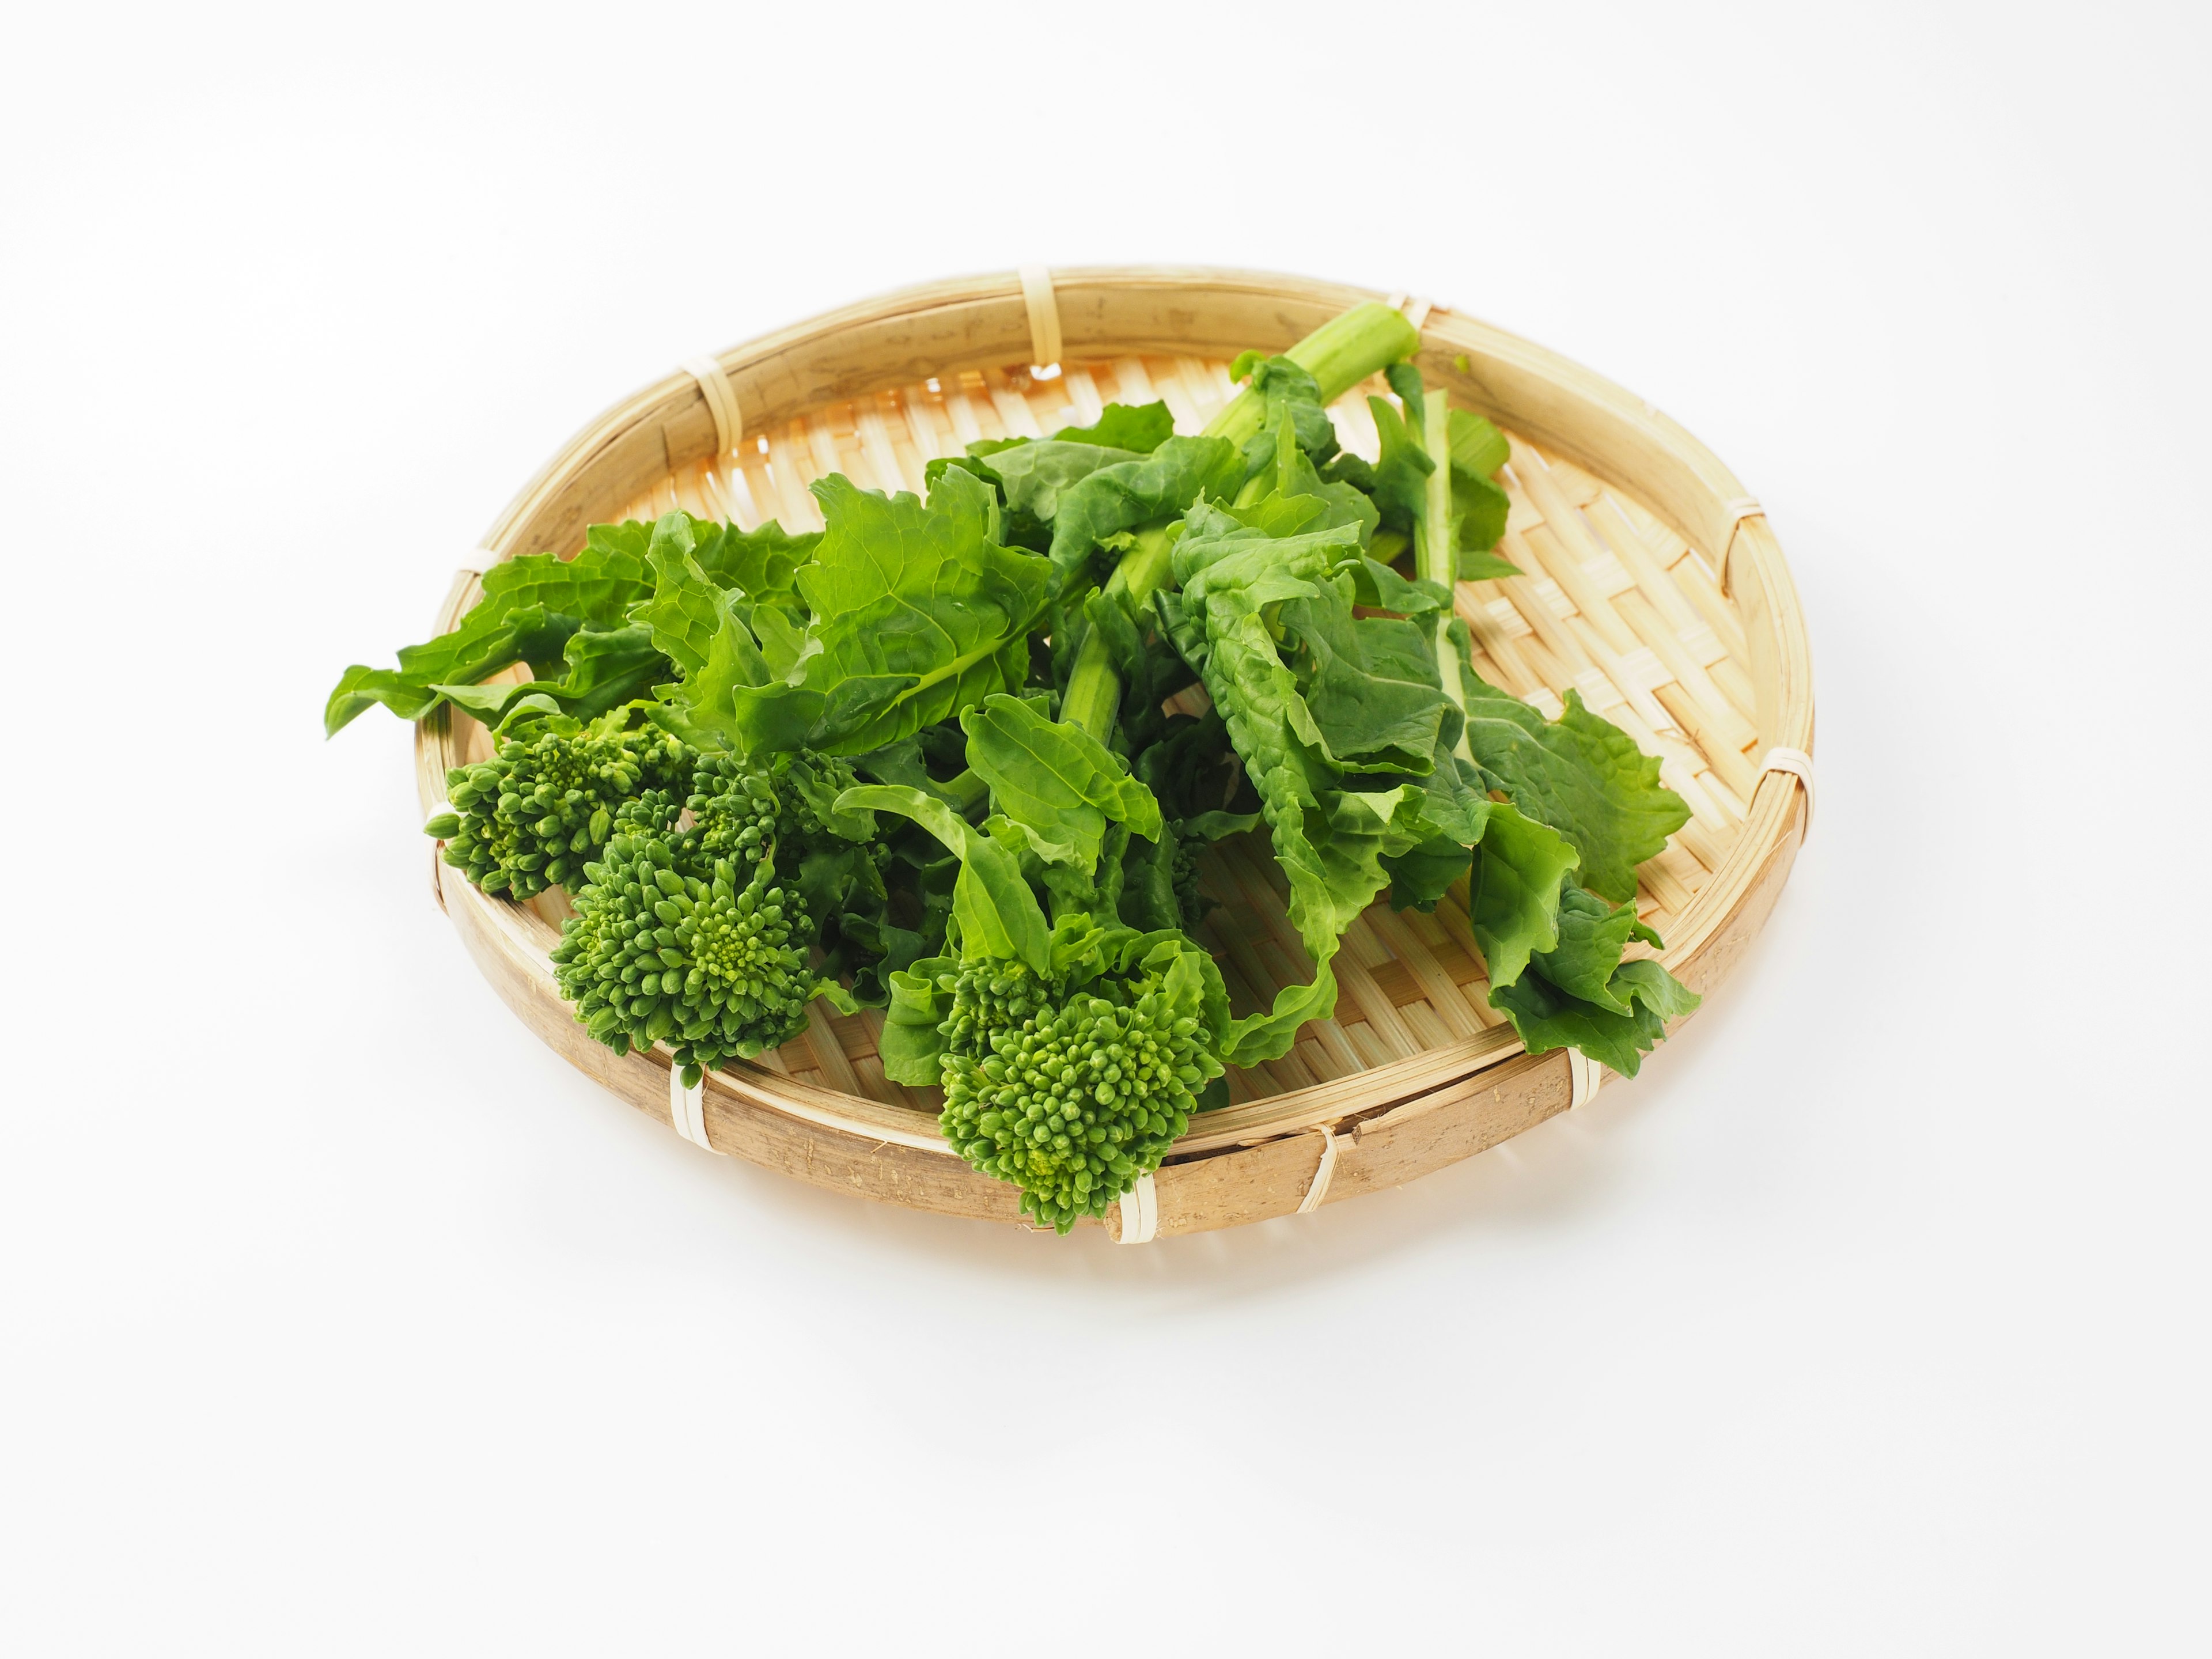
415,264,1813,1210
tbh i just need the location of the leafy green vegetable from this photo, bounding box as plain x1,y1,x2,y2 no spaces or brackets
692,518,819,601
429,623,672,730
324,532,656,735
338,293,1720,1220
1462,802,1581,991
1044,435,1243,587
1457,667,1690,905
1051,400,1175,453
1158,513,1382,1061
1445,407,1515,569
836,783,1052,975
1207,302,1422,448
1532,883,1665,1009
1489,956,1699,1077
961,694,1162,869
641,471,1055,758
1281,584,1458,775
850,738,1228,1233
791,469,1053,751
1224,355,1339,480
635,513,750,677
1361,391,1437,529
980,440,1145,525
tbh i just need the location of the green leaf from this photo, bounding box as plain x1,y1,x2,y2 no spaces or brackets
1280,578,1457,775
1351,557,1453,616
1444,408,1513,561
1045,435,1243,587
1052,401,1174,453
1380,736,1494,911
1185,809,1262,840
1484,876,1692,1073
1380,835,1475,912
983,440,1145,524
691,518,819,600
847,735,970,802
425,623,671,728
1531,884,1656,1013
1447,408,1510,480
626,513,794,752
835,784,1050,972
961,694,1164,870
1458,668,1690,905
1166,520,1406,1063
554,625,670,710
324,538,654,735
1231,356,1339,480
1221,494,1331,539
668,468,1051,758
747,600,814,681
1115,830,1187,933
1363,393,1437,529
880,952,956,1085
1209,304,1421,450
1172,503,1362,599
1455,537,1521,580
1222,971,1340,1068
1489,957,1699,1078
635,512,742,677
1463,801,1580,991
1077,589,1152,717
1286,451,1380,546
789,468,1052,753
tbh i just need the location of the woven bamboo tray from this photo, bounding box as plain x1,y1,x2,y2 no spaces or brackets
414,267,1813,1240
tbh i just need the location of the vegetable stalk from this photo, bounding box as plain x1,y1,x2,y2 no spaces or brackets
1057,525,1176,740
1203,302,1424,449
1417,387,1474,763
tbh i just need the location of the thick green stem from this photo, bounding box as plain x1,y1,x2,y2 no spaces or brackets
1202,302,1423,449
1059,524,1176,742
941,768,990,812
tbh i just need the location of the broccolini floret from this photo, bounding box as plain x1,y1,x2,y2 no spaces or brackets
550,761,856,1085
935,933,1220,1232
426,718,694,899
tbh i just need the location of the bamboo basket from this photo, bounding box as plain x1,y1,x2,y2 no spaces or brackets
413,267,1813,1240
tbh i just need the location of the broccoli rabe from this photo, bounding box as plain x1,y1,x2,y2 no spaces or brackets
550,762,859,1086
426,717,692,899
328,295,1718,1226
934,925,1222,1232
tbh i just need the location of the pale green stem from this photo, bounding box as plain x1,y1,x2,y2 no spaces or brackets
1201,302,1423,448
1058,524,1176,741
1416,389,1475,766
940,768,989,812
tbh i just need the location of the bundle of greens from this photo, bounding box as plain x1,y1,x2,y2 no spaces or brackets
329,298,1698,1227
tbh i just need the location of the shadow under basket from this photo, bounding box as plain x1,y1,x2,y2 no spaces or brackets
415,266,1813,1241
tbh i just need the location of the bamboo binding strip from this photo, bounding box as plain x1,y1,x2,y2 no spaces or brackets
415,267,1814,1240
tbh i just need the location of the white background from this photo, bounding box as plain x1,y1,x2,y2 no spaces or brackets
4,2,2205,1652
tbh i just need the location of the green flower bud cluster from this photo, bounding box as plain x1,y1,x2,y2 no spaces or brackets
937,959,1212,1233
689,751,862,863
687,755,796,868
550,775,821,1086
426,725,695,900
